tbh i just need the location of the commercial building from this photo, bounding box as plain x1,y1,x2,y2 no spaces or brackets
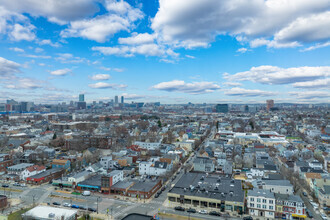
266,100,274,111
79,94,84,102
22,205,77,220
121,96,124,104
0,154,13,172
26,168,64,185
167,173,244,214
115,95,119,104
215,104,229,113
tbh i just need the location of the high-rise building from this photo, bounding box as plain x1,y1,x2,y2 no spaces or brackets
266,100,274,111
121,96,124,104
79,94,85,102
215,104,229,113
115,96,119,104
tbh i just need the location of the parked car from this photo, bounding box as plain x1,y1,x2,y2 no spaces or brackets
2,184,9,188
199,210,208,214
186,208,196,213
243,216,253,220
303,192,307,197
321,213,328,220
63,203,71,207
174,206,185,211
52,202,60,206
306,210,313,218
79,206,87,210
13,183,20,186
155,192,161,198
71,204,79,209
209,211,221,216
88,208,97,212
20,183,26,187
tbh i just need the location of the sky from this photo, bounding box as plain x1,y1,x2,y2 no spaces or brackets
0,0,329,104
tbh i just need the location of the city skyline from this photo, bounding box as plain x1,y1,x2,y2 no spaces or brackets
0,0,330,104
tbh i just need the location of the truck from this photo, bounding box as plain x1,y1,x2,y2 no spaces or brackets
82,191,91,196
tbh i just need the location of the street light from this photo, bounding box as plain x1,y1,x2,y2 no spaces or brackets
96,197,100,214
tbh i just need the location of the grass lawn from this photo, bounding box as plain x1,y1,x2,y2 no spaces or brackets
8,208,32,220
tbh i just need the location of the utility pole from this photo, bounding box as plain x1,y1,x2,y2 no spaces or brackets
96,197,99,214
143,188,145,203
32,194,36,207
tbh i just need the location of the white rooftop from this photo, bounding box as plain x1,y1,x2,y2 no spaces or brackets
22,206,77,219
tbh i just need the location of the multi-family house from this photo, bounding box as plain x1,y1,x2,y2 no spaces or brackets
7,163,34,179
0,154,13,172
51,159,71,171
247,189,276,219
21,165,46,180
193,157,215,173
318,185,330,207
275,193,306,219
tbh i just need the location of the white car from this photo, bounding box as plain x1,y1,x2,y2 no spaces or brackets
321,214,328,220
199,210,208,214
63,203,71,207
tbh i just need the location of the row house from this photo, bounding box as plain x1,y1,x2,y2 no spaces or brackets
247,189,276,219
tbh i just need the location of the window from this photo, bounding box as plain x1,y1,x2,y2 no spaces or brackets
250,198,254,202
262,205,266,209
250,209,254,213
269,206,274,210
263,199,267,203
269,200,273,204
257,204,261,208
269,212,273,215
250,203,254,208
257,198,261,203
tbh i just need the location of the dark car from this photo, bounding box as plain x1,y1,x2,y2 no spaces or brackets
187,208,196,213
243,216,253,220
174,206,185,211
303,192,307,197
209,211,221,216
52,202,60,206
155,192,161,198
88,208,97,212
306,210,313,218
71,204,79,209
79,206,87,210
2,184,9,188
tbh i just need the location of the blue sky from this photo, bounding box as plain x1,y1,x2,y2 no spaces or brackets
0,0,329,104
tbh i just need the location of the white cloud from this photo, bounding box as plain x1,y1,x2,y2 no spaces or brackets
151,0,330,48
0,56,21,77
274,11,330,43
90,74,111,81
92,44,177,57
225,87,276,97
152,80,220,94
118,32,155,45
223,82,242,87
185,55,195,59
9,23,35,41
61,1,143,43
5,77,42,89
38,39,61,47
100,66,111,71
249,38,301,48
293,78,330,89
300,41,330,52
88,82,127,89
34,47,44,53
289,91,330,100
9,47,24,52
55,53,87,63
50,68,71,76
22,54,51,59
225,65,330,85
113,68,124,72
0,0,99,24
236,48,248,53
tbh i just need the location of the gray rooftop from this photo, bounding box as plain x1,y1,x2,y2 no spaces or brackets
169,173,244,203
248,189,274,199
7,163,33,170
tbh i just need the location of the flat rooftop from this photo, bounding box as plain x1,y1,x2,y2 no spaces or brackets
22,205,77,219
